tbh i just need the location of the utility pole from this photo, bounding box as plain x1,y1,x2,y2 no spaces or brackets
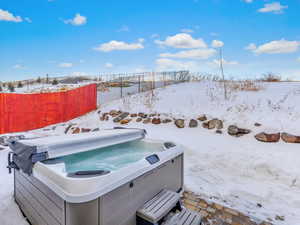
219,48,227,100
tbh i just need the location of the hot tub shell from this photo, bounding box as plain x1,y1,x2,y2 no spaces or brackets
11,130,184,225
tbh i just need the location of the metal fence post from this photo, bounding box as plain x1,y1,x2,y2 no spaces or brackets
120,75,123,98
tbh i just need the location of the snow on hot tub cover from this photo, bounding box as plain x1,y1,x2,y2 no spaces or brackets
7,128,146,175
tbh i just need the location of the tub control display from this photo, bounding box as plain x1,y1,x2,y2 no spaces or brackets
145,154,160,164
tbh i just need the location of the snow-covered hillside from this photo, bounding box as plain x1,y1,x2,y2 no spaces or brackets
1,81,300,225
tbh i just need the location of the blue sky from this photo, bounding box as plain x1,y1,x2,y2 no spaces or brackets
0,0,299,81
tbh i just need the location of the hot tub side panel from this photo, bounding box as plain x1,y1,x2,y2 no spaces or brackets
14,169,65,225
98,154,184,225
14,153,183,225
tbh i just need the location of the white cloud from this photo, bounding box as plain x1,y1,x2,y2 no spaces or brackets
258,2,288,14
243,0,253,3
59,62,73,68
64,13,87,26
210,32,219,37
246,39,300,54
180,28,194,33
24,17,32,23
155,33,207,49
105,62,113,68
245,43,257,51
117,25,129,32
0,9,22,22
151,34,159,39
159,48,216,60
212,59,239,66
93,39,144,52
211,40,224,48
13,64,24,69
156,58,197,71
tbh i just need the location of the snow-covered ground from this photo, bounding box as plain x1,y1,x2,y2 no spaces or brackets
0,82,93,94
1,81,300,225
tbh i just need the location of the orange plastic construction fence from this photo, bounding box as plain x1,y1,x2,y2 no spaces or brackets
0,84,97,134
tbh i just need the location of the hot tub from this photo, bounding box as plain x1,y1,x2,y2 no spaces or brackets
8,128,184,225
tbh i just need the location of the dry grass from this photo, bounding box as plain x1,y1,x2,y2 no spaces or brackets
260,73,282,82
227,80,264,92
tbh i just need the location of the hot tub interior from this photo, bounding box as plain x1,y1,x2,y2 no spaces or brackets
43,140,164,174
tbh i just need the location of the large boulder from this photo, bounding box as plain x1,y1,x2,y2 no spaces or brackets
72,127,81,134
81,128,91,133
109,110,120,117
197,115,207,121
228,125,251,137
281,133,300,143
162,118,172,123
120,119,131,125
175,119,185,128
143,118,151,124
152,118,161,125
113,112,129,123
138,113,148,118
255,132,280,143
206,119,223,129
189,119,198,128
136,118,143,122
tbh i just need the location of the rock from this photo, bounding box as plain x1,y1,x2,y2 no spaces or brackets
109,110,119,117
255,132,280,143
100,113,109,121
136,118,143,122
152,118,161,125
228,125,251,137
130,113,138,117
143,118,151,124
202,122,209,129
228,125,239,135
120,119,131,125
113,112,129,123
72,127,81,134
162,119,172,123
275,215,285,221
92,128,100,132
216,130,222,134
254,122,262,127
281,133,300,143
138,113,148,118
175,119,185,128
197,115,207,121
81,128,91,133
189,119,198,128
206,119,223,129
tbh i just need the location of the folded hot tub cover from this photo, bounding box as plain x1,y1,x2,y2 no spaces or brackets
8,128,146,175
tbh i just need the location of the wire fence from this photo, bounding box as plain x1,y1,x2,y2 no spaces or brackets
1,70,196,105
84,71,190,105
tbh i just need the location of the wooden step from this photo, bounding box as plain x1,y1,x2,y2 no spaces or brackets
164,208,202,225
137,189,181,223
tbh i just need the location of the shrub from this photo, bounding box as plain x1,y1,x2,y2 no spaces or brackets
8,83,15,92
37,76,41,83
261,73,281,82
17,81,23,88
52,79,58,85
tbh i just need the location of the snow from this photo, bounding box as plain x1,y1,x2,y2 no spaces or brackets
1,81,300,225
